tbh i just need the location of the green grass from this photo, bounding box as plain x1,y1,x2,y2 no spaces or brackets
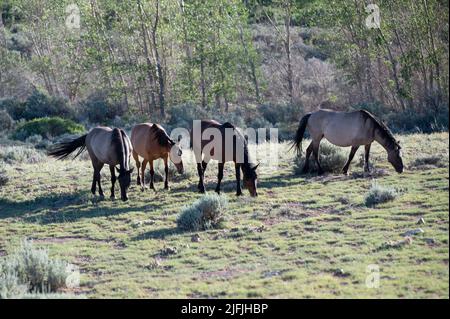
0,133,448,298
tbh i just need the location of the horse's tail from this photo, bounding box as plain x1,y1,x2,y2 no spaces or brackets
48,134,87,160
290,113,311,156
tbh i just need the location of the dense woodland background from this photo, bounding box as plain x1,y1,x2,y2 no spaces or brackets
0,0,448,141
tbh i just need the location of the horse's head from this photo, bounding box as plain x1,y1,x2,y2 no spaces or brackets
243,163,259,197
116,167,134,201
388,143,403,173
169,139,184,174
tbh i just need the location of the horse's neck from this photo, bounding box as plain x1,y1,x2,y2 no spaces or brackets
374,129,393,152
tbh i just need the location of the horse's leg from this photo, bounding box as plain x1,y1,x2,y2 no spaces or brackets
96,163,105,197
342,146,359,175
163,156,169,190
141,159,148,191
215,162,224,194
302,142,314,173
91,169,97,195
235,163,242,196
149,160,155,190
364,144,371,173
109,165,116,199
133,150,141,186
197,163,205,193
312,140,324,175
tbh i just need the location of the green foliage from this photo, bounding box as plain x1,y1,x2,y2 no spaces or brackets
0,240,75,298
23,90,74,121
78,92,125,124
177,193,228,231
294,141,348,174
258,103,304,125
364,181,398,207
353,102,449,133
12,117,85,141
0,98,26,120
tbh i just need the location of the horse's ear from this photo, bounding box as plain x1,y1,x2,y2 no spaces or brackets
253,163,260,171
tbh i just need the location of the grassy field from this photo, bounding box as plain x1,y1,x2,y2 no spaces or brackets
0,132,448,298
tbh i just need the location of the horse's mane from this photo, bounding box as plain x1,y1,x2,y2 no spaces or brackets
112,128,126,171
360,110,400,149
150,124,174,148
222,122,256,177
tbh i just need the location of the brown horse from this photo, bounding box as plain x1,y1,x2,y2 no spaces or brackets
131,123,184,191
292,109,404,175
191,120,259,197
48,127,134,201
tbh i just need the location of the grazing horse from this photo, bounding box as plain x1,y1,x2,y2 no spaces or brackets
131,123,184,191
292,109,404,175
191,120,259,197
48,127,134,201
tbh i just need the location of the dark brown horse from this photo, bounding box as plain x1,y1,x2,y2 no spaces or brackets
292,109,404,175
191,120,259,197
131,123,184,191
48,127,134,201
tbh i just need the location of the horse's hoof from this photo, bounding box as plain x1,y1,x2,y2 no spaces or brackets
236,192,242,196
110,195,116,200
342,171,349,176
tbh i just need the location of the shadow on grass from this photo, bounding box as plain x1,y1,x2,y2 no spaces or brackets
0,190,164,224
130,227,181,241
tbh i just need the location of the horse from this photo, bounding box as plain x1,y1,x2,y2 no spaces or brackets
191,120,259,197
48,127,134,201
131,123,184,191
292,109,404,175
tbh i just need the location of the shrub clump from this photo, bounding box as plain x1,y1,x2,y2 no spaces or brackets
12,117,85,141
364,181,398,207
0,109,14,131
410,155,448,169
0,145,46,164
177,194,228,231
0,240,78,299
294,141,348,174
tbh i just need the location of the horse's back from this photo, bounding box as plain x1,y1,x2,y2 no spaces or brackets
86,127,115,164
309,109,373,147
131,122,169,160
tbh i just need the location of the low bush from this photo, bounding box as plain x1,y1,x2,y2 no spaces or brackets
0,145,46,164
177,193,228,231
0,167,9,186
294,141,348,174
0,109,15,131
12,117,85,141
410,155,449,169
0,240,78,298
364,181,398,206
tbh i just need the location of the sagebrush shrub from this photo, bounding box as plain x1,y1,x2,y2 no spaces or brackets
177,194,228,231
294,141,348,174
364,181,398,206
410,155,448,168
0,145,46,164
0,240,75,298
